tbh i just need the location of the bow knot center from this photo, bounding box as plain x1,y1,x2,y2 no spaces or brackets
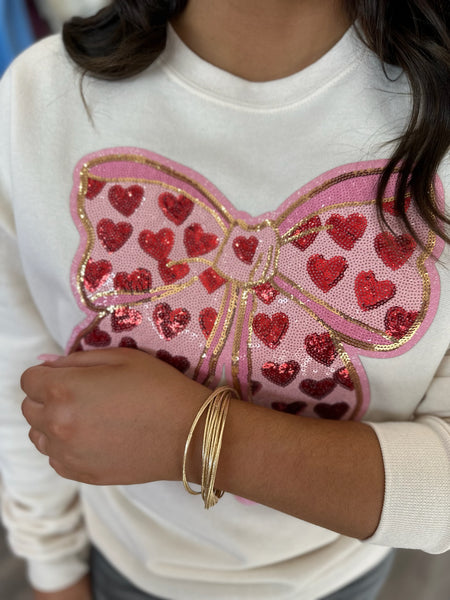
215,223,280,287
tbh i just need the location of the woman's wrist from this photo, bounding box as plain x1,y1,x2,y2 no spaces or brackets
166,379,210,483
183,386,238,507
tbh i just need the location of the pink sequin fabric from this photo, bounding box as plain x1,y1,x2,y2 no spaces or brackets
68,149,444,421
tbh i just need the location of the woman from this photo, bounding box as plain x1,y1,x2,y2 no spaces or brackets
1,1,450,598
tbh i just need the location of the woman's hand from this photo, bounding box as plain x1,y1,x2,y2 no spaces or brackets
21,347,384,539
21,349,209,485
33,574,92,600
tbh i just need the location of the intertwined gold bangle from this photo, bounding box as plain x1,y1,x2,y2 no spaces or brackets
183,386,238,509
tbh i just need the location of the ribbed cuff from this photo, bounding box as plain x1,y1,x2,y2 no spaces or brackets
365,419,450,553
27,549,90,593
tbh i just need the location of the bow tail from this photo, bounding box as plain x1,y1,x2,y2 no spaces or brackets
234,276,370,420
193,281,240,390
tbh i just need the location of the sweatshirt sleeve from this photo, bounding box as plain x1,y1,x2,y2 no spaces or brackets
0,67,89,592
366,351,450,553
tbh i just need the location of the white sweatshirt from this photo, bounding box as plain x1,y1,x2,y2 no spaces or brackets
1,25,450,600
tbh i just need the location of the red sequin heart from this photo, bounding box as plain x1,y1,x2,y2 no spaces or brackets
114,268,152,292
84,258,112,292
314,402,349,420
97,219,133,253
108,185,144,217
253,312,289,349
112,307,143,332
138,228,174,261
153,303,191,340
307,254,348,292
355,271,396,311
158,192,194,225
199,307,218,338
385,306,418,339
233,236,258,264
333,367,354,390
291,216,321,251
184,223,219,257
156,349,190,373
300,378,336,399
272,401,307,415
253,282,279,305
383,196,411,216
261,360,300,387
326,213,367,250
119,337,138,349
374,232,416,271
86,178,106,200
305,332,336,366
158,260,190,285
84,326,111,347
199,268,227,293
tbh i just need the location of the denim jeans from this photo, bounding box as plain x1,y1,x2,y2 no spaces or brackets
91,546,395,600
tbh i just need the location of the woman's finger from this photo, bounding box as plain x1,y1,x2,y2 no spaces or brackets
20,363,57,401
28,428,49,455
42,347,142,369
21,396,46,429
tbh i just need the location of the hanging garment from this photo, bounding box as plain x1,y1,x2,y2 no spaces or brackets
26,0,51,40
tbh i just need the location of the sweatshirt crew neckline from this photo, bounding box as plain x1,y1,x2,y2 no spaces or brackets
159,23,366,110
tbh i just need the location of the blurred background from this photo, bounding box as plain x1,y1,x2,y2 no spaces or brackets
0,0,449,598
0,0,108,75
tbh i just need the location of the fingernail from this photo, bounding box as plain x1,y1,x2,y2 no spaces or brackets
234,496,256,506
37,354,63,362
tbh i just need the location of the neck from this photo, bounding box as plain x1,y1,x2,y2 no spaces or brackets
171,0,351,82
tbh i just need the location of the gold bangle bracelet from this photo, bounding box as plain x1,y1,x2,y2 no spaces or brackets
183,386,238,508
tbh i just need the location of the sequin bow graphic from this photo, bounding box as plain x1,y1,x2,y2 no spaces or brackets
68,149,444,421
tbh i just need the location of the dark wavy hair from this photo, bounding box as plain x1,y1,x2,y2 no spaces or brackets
62,0,450,245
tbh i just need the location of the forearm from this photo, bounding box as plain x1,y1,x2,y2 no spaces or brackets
188,397,384,540
22,350,384,542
